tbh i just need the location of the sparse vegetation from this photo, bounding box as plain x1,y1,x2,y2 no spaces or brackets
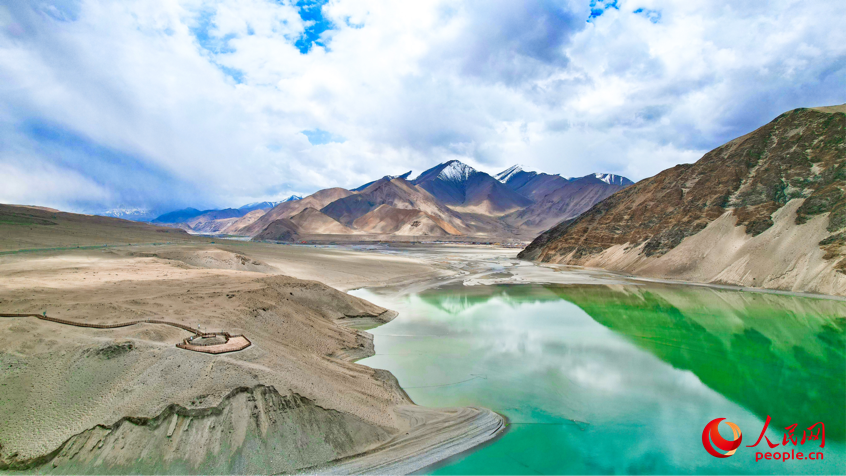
522,107,846,263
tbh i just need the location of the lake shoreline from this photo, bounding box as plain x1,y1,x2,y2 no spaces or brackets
352,271,846,474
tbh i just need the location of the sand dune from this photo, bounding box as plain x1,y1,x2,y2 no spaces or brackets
131,248,279,273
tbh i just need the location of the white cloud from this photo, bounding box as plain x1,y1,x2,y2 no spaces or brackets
0,0,843,212
0,160,111,208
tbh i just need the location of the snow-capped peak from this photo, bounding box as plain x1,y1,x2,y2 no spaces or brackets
438,160,477,182
101,206,151,217
241,201,269,209
384,171,412,181
495,165,524,183
98,206,157,221
239,196,301,211
594,173,627,186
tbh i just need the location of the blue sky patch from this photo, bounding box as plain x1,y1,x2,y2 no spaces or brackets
634,8,661,23
302,129,345,145
190,10,236,55
21,120,195,209
344,16,365,29
34,0,80,22
295,0,333,54
217,64,244,84
588,0,619,22
189,10,244,83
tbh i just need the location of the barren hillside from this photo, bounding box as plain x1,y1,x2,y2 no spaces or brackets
520,105,846,296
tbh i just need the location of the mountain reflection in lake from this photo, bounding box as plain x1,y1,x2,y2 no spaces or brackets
352,283,845,475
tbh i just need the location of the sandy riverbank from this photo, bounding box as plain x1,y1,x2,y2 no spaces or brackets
351,243,846,302
0,243,503,474
4,234,842,473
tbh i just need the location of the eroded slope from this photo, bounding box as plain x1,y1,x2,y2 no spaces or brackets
520,106,846,295
0,248,501,473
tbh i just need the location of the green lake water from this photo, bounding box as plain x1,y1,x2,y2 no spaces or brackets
351,283,846,474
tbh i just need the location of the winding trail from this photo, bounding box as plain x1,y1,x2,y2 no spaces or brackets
0,313,251,354
0,312,203,334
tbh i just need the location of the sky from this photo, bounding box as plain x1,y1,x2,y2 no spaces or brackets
0,0,844,214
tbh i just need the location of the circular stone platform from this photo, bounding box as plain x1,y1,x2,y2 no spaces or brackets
176,333,252,354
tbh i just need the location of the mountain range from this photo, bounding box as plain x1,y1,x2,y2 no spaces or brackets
98,207,159,222
519,105,846,296
153,162,633,240
411,161,532,215
149,195,302,233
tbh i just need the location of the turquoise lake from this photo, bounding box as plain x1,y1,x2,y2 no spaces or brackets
352,282,846,474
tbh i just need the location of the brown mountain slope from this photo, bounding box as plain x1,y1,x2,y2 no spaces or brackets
394,215,450,236
240,188,352,236
508,173,571,201
519,106,846,296
187,208,243,223
253,217,301,242
186,208,249,233
318,195,375,226
188,216,241,234
454,174,533,215
321,178,466,235
289,208,356,234
352,205,450,236
252,208,356,241
503,175,629,233
220,208,267,234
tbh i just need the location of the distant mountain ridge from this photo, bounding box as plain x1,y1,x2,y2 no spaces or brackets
593,173,633,186
239,196,302,213
98,207,158,222
152,208,206,224
412,160,533,215
322,177,465,234
353,172,412,192
503,174,632,230
496,166,572,202
151,195,302,227
494,164,528,183
250,161,630,241
148,160,632,239
239,188,354,236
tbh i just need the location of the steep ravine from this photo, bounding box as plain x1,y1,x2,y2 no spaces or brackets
1,386,392,474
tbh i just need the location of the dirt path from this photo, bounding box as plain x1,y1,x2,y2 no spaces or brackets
0,312,203,334
0,313,251,354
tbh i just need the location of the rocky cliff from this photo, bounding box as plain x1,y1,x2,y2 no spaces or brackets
519,105,846,296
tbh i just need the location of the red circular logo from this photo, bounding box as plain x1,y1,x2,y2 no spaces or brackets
702,418,743,458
